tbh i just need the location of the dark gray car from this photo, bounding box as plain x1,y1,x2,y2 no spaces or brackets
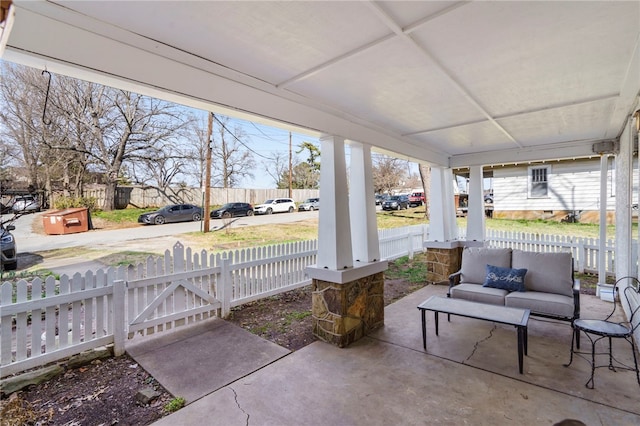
382,195,409,210
210,202,254,218
1,223,17,271
138,204,203,225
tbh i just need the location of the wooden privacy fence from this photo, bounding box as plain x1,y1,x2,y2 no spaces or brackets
2,225,637,377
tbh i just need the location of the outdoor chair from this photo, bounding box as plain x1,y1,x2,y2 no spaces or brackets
564,276,640,389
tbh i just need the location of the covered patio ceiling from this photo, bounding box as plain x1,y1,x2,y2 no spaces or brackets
1,1,639,168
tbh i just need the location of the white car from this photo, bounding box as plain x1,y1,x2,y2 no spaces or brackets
298,198,319,211
11,195,41,213
254,198,296,215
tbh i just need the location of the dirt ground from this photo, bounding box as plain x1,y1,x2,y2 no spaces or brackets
0,259,424,426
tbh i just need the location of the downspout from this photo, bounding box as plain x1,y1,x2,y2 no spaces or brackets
597,154,609,299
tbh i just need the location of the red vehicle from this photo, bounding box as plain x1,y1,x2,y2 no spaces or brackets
408,191,425,207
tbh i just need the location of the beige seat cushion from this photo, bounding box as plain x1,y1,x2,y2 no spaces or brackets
460,247,512,284
450,283,508,305
511,250,573,297
505,291,575,318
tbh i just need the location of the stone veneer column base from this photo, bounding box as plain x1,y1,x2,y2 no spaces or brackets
426,247,462,284
311,272,384,348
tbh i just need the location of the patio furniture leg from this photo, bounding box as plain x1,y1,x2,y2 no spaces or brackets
517,326,525,374
434,311,439,336
421,309,426,350
586,338,596,389
564,328,577,367
608,336,616,371
632,339,640,385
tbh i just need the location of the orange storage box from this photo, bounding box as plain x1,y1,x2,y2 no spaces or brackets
42,208,90,235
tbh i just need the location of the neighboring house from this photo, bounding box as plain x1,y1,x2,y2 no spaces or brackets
490,157,638,223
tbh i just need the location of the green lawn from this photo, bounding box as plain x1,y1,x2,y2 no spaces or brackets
92,206,636,253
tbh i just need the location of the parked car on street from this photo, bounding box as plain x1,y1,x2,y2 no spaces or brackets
254,198,296,215
375,194,387,205
298,198,319,211
138,204,203,225
1,222,17,271
382,195,409,210
408,191,425,207
210,202,254,218
11,195,40,213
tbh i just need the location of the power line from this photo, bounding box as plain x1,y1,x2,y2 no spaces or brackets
212,114,273,160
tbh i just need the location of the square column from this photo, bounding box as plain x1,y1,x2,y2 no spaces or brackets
466,165,485,242
312,271,385,347
316,135,352,270
428,166,458,242
349,142,380,263
307,136,387,347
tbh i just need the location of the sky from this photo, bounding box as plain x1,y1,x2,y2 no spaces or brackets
190,111,488,193
190,109,322,189
187,109,436,191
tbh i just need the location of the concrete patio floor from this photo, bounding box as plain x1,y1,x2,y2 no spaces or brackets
143,284,639,425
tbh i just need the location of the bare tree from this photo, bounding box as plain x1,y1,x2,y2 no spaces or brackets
181,116,210,189
1,63,194,210
263,151,290,187
0,64,48,190
372,154,407,194
211,116,255,188
418,163,431,219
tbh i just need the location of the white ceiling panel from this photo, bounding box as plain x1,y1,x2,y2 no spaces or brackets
414,1,638,117
2,0,638,167
57,1,388,85
498,99,618,146
412,120,516,156
286,37,486,135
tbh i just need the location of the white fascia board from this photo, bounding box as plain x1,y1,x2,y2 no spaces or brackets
3,3,449,166
449,140,601,168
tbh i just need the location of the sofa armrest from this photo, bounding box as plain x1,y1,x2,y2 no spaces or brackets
448,271,462,295
572,279,581,319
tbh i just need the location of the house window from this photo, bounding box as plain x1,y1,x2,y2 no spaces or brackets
529,166,550,198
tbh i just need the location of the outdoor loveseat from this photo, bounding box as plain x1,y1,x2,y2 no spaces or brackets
448,247,580,323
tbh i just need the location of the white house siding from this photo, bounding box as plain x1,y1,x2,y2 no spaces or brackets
491,158,638,223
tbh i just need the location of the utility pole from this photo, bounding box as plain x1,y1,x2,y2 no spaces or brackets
288,131,293,198
203,112,213,233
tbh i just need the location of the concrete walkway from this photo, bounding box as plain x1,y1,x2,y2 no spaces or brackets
126,285,640,425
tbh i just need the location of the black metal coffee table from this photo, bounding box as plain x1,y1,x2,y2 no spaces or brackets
418,296,530,374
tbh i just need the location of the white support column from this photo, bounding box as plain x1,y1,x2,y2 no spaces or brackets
466,166,485,242
428,166,458,242
316,135,353,270
598,154,609,291
349,142,380,263
615,118,635,281
637,112,640,281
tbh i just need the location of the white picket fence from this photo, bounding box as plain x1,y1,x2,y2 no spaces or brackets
483,229,638,276
1,240,318,378
2,224,637,377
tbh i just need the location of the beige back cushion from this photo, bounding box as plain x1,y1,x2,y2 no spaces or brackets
511,250,573,297
460,247,512,284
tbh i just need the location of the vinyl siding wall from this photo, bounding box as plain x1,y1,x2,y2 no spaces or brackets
491,158,638,222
